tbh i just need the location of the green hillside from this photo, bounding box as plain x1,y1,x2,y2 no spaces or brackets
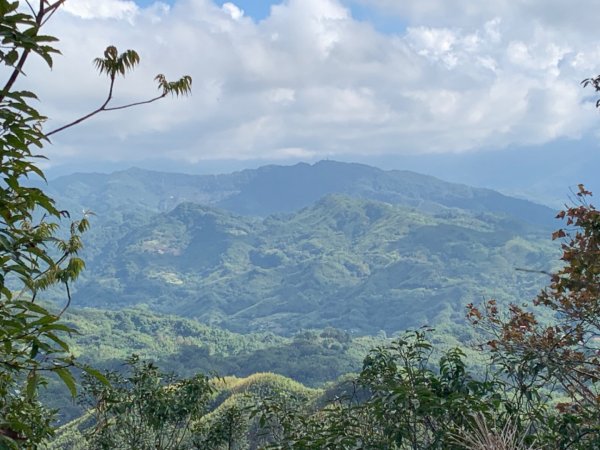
43,306,388,424
47,371,324,450
68,194,558,335
62,306,381,386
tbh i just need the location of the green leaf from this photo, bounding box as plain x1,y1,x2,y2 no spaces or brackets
55,367,77,397
81,365,111,387
4,49,18,65
38,323,76,334
29,341,39,358
0,434,19,450
25,371,39,399
14,301,49,316
45,332,70,352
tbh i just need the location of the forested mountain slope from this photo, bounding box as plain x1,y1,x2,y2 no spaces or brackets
63,306,380,386
44,306,384,424
69,194,557,335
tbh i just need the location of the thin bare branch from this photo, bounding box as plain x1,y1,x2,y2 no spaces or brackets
45,77,116,137
57,281,71,317
40,0,67,26
103,94,166,111
514,267,553,277
25,0,36,16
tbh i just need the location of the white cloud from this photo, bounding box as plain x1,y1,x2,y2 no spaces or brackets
21,0,600,168
406,27,459,68
268,88,296,104
63,0,139,20
484,18,502,43
222,2,244,20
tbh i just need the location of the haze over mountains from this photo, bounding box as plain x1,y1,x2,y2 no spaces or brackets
44,140,600,209
47,160,556,226
45,161,560,336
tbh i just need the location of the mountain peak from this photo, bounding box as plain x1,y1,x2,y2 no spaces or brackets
47,160,556,227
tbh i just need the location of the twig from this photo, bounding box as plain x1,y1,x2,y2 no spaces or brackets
514,267,553,277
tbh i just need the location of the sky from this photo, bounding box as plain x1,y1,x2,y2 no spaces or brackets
20,0,600,203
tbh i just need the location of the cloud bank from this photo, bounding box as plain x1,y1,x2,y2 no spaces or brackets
24,0,600,166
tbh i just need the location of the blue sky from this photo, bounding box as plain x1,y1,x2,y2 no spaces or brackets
135,0,274,21
134,0,408,33
213,0,275,21
32,0,600,203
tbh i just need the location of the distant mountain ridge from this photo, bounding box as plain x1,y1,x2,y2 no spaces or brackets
46,160,556,227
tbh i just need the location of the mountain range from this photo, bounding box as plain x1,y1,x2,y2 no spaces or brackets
43,161,561,335
46,160,556,226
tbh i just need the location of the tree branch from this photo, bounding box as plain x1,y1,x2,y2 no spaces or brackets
0,48,33,104
45,88,171,137
514,267,553,277
57,281,71,317
103,93,167,111
45,77,116,137
40,0,67,26
25,0,36,16
0,0,65,102
44,47,190,138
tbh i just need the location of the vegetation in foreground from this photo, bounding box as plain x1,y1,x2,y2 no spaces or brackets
0,0,190,446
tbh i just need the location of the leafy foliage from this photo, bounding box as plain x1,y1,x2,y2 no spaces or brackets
468,186,600,448
0,0,90,444
93,46,140,77
79,356,214,450
249,330,513,449
0,1,192,446
48,370,321,450
155,74,193,97
41,307,385,424
46,332,542,450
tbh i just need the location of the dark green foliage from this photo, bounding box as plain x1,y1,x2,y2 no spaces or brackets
49,329,596,450
249,329,600,449
192,401,249,450
49,371,321,450
79,356,214,450
0,1,92,445
250,330,513,449
41,307,385,424
48,332,546,450
61,307,379,384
